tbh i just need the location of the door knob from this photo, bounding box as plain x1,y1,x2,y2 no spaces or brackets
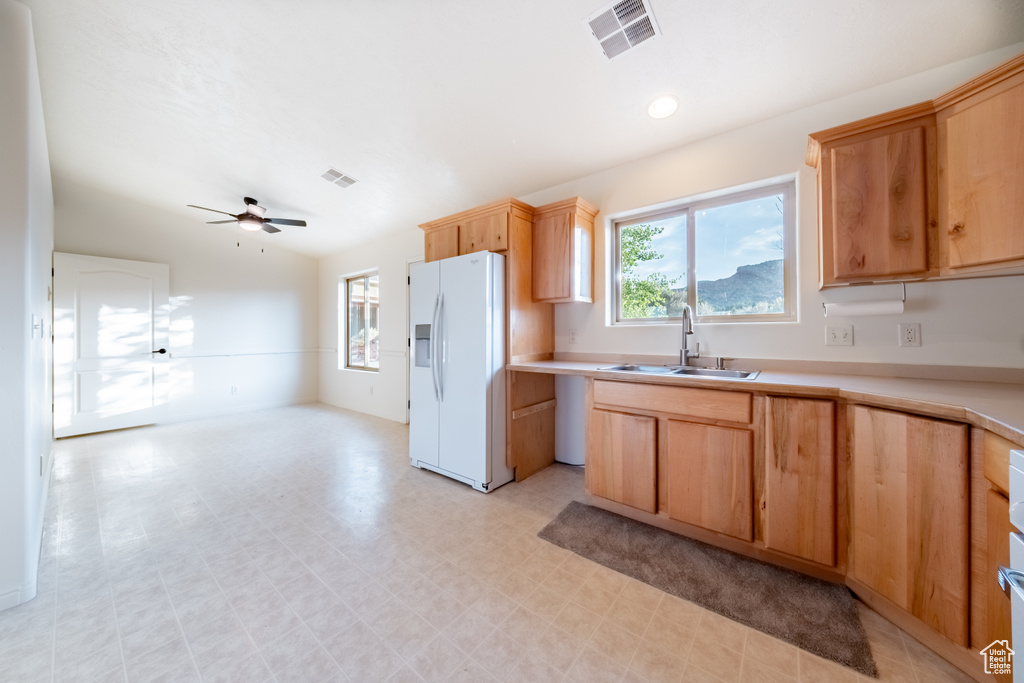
152,348,167,354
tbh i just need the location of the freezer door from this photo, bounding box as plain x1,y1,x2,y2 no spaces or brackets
409,260,440,469
437,252,496,484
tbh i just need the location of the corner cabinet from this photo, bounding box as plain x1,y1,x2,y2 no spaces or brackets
808,51,1024,286
532,197,598,303
847,405,969,646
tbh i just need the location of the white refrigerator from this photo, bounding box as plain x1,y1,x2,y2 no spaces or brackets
409,251,512,493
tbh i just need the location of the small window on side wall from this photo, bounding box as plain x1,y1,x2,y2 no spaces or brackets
346,273,379,371
614,181,795,323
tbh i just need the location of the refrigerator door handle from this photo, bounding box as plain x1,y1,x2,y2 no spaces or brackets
437,293,445,401
430,292,441,402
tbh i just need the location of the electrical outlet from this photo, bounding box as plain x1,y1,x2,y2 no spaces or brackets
825,325,853,346
898,323,921,347
230,385,238,395
569,329,578,344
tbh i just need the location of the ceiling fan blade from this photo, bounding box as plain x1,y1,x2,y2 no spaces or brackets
264,218,307,227
206,220,238,224
262,225,282,234
187,204,239,218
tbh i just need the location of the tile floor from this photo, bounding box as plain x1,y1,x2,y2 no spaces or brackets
0,403,972,682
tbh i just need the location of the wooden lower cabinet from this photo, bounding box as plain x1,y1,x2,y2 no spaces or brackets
848,405,970,645
763,397,836,566
985,489,1013,670
587,409,657,513
665,420,754,541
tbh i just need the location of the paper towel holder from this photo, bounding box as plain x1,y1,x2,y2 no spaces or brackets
822,281,906,314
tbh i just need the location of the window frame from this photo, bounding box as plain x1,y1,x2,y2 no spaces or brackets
612,180,796,325
343,271,380,372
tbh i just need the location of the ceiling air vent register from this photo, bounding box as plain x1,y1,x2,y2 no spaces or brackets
586,0,661,61
320,167,358,188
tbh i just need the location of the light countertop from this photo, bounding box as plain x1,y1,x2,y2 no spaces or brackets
507,359,1024,443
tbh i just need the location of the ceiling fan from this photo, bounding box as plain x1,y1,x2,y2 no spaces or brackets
187,197,307,233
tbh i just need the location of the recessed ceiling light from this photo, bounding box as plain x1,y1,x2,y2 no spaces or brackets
648,95,679,119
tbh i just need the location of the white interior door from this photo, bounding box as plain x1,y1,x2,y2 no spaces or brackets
53,252,170,438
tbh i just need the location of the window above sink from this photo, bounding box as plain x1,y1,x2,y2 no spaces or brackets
611,179,796,326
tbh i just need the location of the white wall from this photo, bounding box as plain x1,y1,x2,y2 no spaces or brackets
318,228,424,423
0,0,55,610
520,43,1024,370
53,180,320,422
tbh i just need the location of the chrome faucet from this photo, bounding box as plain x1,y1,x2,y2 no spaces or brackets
680,305,700,366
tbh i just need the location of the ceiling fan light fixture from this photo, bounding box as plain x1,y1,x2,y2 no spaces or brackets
648,95,679,119
238,216,263,231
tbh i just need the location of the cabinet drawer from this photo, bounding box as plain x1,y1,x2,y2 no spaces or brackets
593,380,752,424
985,431,1021,496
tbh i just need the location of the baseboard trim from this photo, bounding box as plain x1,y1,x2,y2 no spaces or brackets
0,587,23,612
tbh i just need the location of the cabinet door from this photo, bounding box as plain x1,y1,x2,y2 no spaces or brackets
849,405,969,645
459,211,508,255
425,224,459,262
764,397,835,566
942,79,1024,270
827,124,930,280
533,211,573,301
533,210,594,303
986,489,1013,666
665,420,753,541
587,409,656,513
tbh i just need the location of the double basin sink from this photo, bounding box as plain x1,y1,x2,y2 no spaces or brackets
598,364,759,380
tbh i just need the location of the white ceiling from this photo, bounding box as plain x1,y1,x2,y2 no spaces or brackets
21,0,1024,257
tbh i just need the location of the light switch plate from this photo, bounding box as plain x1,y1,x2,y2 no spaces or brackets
825,325,853,346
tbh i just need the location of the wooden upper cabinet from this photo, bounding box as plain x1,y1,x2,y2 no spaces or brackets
587,408,657,513
423,223,459,262
848,405,969,646
419,198,524,263
532,197,598,303
808,51,1024,285
763,397,836,566
459,210,508,255
937,55,1024,274
808,108,936,286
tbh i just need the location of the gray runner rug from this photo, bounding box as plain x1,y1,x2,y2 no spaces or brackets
538,501,877,677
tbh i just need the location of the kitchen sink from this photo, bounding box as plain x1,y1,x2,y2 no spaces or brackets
671,367,759,380
598,364,759,380
598,364,678,374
